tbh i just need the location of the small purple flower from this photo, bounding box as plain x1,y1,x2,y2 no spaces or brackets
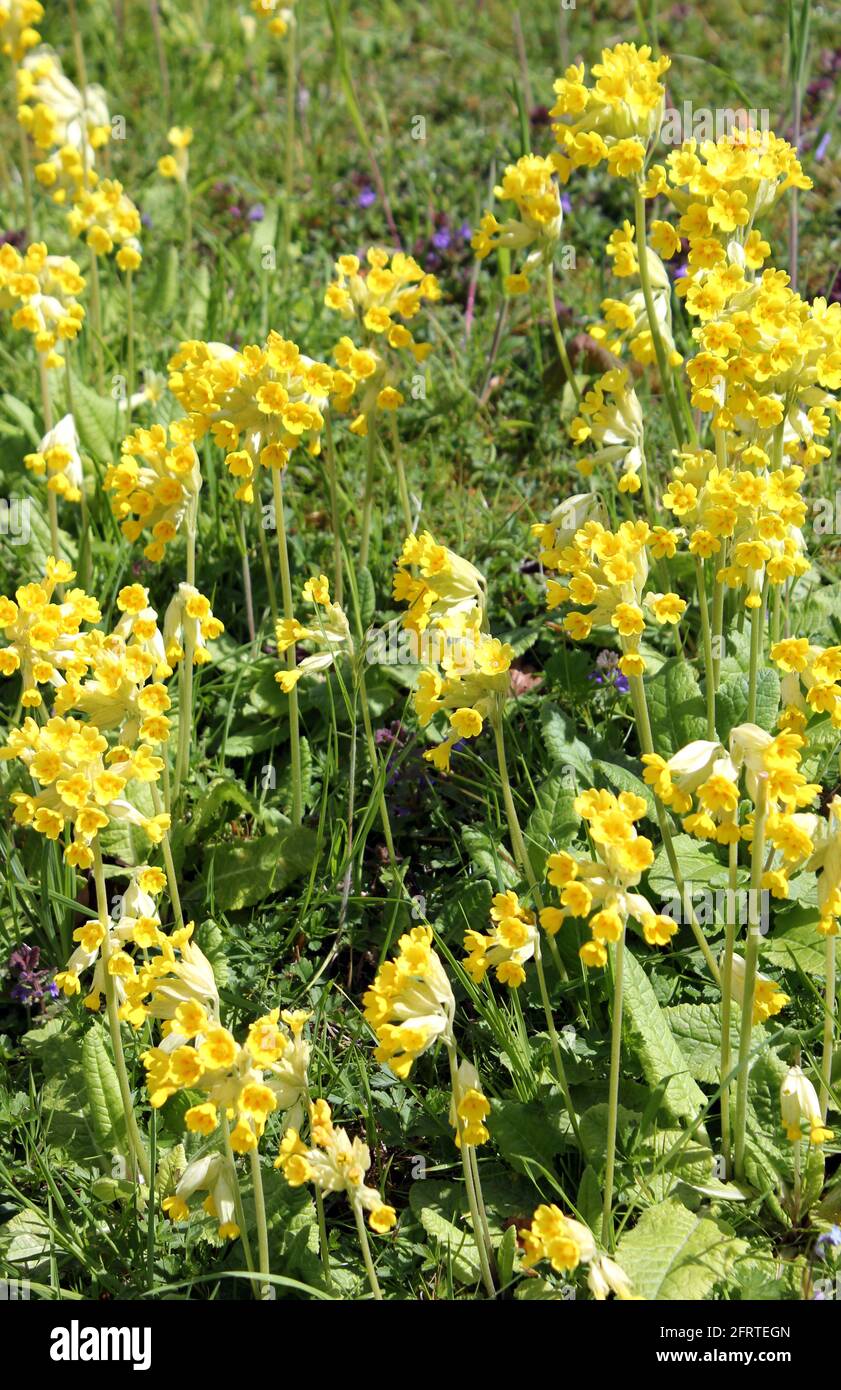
432,227,451,251
560,194,572,215
248,203,265,222
6,944,57,1012
815,132,831,162
815,1227,841,1260
458,222,472,241
229,205,242,219
588,650,629,694
357,186,376,209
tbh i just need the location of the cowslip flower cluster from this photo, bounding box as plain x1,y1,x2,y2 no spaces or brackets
537,518,684,678
471,154,564,295
67,179,143,269
541,789,673,969
53,866,166,1004
642,739,742,846
0,0,43,61
167,333,333,502
23,412,83,502
274,575,352,694
278,1099,397,1233
104,423,201,561
550,43,670,184
662,450,809,607
2,714,168,867
251,0,295,37
772,639,841,732
162,584,224,669
54,624,172,749
144,1005,311,1156
780,1065,833,1146
0,558,100,707
325,248,438,435
522,1204,637,1298
449,1060,491,1148
363,925,455,1078
162,1153,241,1240
463,890,537,988
157,125,193,184
567,369,646,492
392,530,514,771
591,233,681,367
729,953,789,1026
17,46,109,166
0,240,85,367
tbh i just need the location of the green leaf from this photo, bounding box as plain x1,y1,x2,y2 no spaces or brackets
525,771,578,877
716,670,780,741
663,1002,742,1085
759,912,828,976
82,1023,129,1161
644,659,708,757
539,703,594,780
185,775,267,844
648,833,739,903
621,947,708,1124
202,827,318,910
69,373,119,463
616,1199,747,1300
0,1209,53,1276
357,566,376,628
488,1093,573,1176
408,1181,481,1284
461,827,517,888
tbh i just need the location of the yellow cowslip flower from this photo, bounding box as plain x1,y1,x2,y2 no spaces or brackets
471,153,564,295
33,142,96,207
129,930,219,1033
0,240,85,368
463,890,537,988
591,246,682,370
143,1006,310,1152
772,640,841,732
23,412,83,503
0,0,42,61
167,333,333,502
17,46,110,160
325,247,438,435
642,740,744,848
162,1152,241,1240
67,179,142,266
251,0,295,38
664,128,811,254
277,1100,396,1234
53,868,165,1005
448,1059,491,1148
55,625,172,749
104,423,201,561
550,44,670,182
521,1203,596,1273
162,584,224,668
780,1065,833,1145
542,788,660,970
0,558,100,707
157,125,192,183
566,369,648,492
728,951,789,1025
363,925,455,1077
2,714,167,865
729,722,819,814
393,530,486,637
537,517,683,678
273,575,352,694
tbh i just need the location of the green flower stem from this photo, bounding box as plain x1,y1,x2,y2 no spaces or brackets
358,674,398,868
125,269,135,424
352,1199,383,1300
821,934,836,1121
92,840,150,1188
746,588,765,726
324,413,344,608
249,1149,272,1299
11,56,34,237
282,17,297,260
694,557,717,740
388,412,414,539
632,184,683,450
719,837,739,1176
628,673,722,985
315,1189,332,1287
734,776,768,1180
545,260,580,404
36,353,61,568
173,499,197,801
491,708,582,1144
602,924,626,1249
87,250,106,394
271,468,303,825
221,1117,258,1298
447,1043,496,1298
252,488,279,626
711,568,725,693
149,782,185,933
359,416,378,571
